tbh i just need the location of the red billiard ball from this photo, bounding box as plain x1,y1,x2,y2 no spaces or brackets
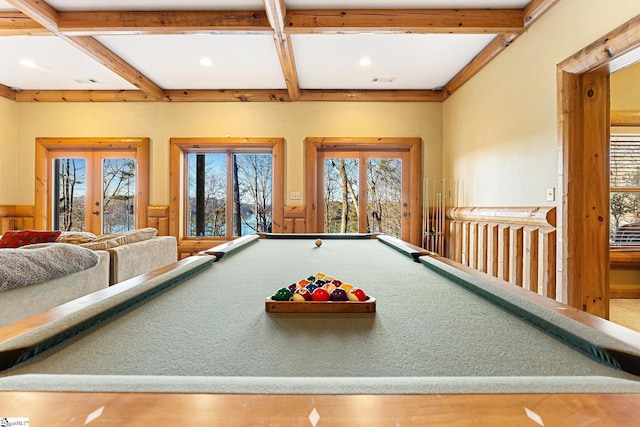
311,288,330,301
348,288,367,302
293,288,313,302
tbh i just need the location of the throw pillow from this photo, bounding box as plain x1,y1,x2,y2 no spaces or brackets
0,230,62,248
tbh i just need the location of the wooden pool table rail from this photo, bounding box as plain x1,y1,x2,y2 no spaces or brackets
1,391,640,426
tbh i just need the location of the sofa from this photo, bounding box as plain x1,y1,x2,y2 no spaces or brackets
0,228,178,327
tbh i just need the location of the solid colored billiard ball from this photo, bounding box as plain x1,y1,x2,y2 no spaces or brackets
311,288,330,301
315,272,326,279
288,283,297,293
330,288,348,301
293,288,313,302
273,288,293,301
315,239,322,247
305,283,319,294
348,288,367,302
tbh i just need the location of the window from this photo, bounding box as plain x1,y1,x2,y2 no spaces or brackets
170,138,284,242
186,152,273,237
610,134,640,246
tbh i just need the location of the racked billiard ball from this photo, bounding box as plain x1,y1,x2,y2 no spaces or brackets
324,283,336,294
348,288,367,302
340,283,354,293
311,288,330,301
305,283,319,294
293,288,313,302
288,283,297,293
330,288,348,301
273,288,293,301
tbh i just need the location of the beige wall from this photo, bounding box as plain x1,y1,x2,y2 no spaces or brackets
0,96,18,204
612,61,640,111
7,101,441,206
442,0,640,207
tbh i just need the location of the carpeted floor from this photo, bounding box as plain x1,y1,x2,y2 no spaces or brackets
610,299,640,332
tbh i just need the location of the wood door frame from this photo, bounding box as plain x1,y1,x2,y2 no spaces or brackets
557,14,640,317
305,137,422,246
35,137,150,231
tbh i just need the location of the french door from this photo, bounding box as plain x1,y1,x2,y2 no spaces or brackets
50,151,136,234
322,151,409,239
305,138,422,246
35,138,150,234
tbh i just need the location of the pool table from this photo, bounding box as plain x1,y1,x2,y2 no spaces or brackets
1,233,640,426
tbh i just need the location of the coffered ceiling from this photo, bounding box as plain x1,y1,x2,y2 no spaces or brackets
0,0,558,102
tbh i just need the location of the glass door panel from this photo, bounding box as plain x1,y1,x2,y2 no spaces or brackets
232,153,273,236
102,158,136,234
367,158,402,237
324,158,360,233
53,158,87,231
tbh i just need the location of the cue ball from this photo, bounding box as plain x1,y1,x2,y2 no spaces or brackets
315,239,322,247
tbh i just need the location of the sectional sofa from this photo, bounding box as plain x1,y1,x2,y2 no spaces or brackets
0,228,177,327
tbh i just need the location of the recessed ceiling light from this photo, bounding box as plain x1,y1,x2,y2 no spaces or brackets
359,57,372,67
19,58,38,69
200,57,213,67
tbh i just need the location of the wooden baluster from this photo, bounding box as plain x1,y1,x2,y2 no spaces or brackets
486,224,498,277
497,225,510,281
477,223,487,273
469,222,478,269
509,226,524,286
523,227,539,293
461,221,470,266
539,230,557,299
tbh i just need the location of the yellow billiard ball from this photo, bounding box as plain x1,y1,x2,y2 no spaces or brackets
315,239,322,247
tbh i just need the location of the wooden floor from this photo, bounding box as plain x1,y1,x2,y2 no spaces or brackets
610,299,640,332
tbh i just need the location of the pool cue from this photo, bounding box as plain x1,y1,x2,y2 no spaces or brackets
423,178,429,249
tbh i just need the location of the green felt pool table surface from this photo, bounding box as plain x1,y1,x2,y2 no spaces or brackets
2,234,640,425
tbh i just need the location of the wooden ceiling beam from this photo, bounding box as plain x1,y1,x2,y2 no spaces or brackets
441,0,560,100
264,0,300,101
14,89,442,102
10,9,529,36
284,9,525,34
6,0,166,100
0,83,17,101
0,12,50,35
58,10,272,35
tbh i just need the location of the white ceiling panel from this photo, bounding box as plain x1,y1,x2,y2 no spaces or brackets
0,0,16,11
293,33,496,90
0,1,556,100
96,34,287,90
0,36,138,90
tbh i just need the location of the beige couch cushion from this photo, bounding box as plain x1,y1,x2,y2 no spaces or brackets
107,236,177,284
79,228,158,250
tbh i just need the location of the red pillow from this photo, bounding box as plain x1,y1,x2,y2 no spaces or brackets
0,230,62,248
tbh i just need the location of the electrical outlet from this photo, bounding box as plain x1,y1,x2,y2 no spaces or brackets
546,187,555,202
290,191,301,200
